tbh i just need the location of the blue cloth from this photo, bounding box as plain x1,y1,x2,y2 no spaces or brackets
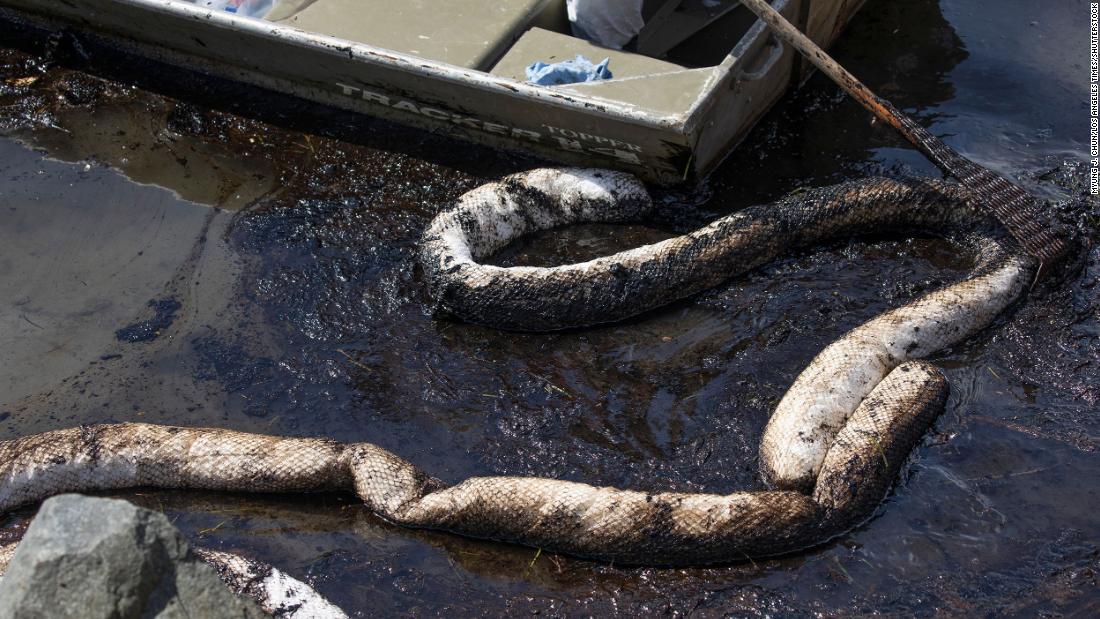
525,55,613,86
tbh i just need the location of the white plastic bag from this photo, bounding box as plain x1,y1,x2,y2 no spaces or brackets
566,0,645,50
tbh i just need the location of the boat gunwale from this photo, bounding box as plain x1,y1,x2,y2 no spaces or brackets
87,0,737,134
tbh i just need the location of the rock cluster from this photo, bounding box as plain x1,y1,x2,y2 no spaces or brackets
0,494,267,618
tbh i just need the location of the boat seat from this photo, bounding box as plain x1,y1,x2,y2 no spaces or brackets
490,27,685,82
274,0,557,70
635,0,741,57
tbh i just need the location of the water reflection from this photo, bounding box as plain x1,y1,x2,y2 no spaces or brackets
710,0,969,208
1,69,284,210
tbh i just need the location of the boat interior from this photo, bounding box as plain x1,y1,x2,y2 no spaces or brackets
184,0,765,79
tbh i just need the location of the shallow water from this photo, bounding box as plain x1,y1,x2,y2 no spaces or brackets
1,0,1098,615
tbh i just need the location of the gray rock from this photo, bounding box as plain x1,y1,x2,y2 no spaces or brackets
0,494,267,619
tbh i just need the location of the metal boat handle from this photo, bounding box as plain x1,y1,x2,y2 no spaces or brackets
737,35,784,81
